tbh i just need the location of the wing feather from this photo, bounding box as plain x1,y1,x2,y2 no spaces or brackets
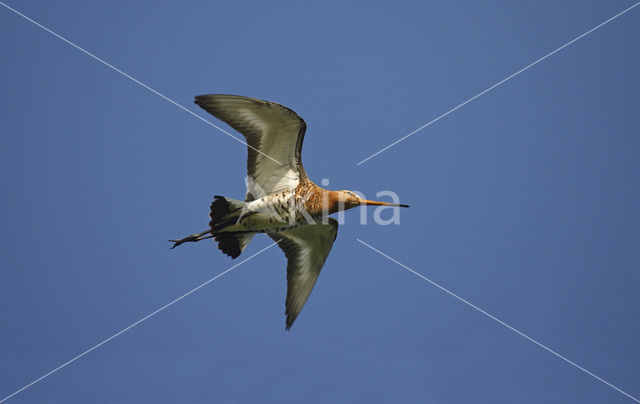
269,219,339,329
194,94,307,200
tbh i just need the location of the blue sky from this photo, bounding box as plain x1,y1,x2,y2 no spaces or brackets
1,1,639,403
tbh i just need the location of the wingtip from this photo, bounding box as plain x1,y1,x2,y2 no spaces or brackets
194,94,217,105
285,313,295,331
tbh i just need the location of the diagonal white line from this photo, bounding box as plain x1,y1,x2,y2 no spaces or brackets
356,238,640,403
0,1,282,166
356,2,640,165
0,241,280,404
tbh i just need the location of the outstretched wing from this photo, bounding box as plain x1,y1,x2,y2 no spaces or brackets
269,219,339,330
194,94,308,201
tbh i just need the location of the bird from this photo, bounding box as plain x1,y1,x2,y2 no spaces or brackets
171,94,409,329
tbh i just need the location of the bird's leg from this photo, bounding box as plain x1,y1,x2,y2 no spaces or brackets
169,229,213,249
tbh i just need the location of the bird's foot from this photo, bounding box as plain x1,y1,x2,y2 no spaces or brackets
169,230,213,249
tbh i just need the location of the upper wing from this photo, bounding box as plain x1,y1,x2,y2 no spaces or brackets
194,94,308,201
268,219,339,330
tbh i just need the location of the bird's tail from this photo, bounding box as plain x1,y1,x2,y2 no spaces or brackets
209,196,255,259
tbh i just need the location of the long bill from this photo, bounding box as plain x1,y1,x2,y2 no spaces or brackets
360,200,410,208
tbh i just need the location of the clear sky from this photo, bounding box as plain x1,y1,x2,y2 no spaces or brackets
1,1,639,403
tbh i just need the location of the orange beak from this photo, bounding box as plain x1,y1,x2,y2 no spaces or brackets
360,199,409,208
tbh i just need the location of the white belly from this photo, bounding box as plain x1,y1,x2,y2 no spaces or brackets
221,191,309,233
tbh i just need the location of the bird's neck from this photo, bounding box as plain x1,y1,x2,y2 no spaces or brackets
303,186,345,216
325,190,343,215
319,189,352,215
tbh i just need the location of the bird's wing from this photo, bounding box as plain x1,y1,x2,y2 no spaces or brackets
194,94,307,201
268,219,339,330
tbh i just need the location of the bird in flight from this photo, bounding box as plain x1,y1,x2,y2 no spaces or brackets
171,94,408,329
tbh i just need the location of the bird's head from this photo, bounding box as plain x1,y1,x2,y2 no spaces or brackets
331,190,410,212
